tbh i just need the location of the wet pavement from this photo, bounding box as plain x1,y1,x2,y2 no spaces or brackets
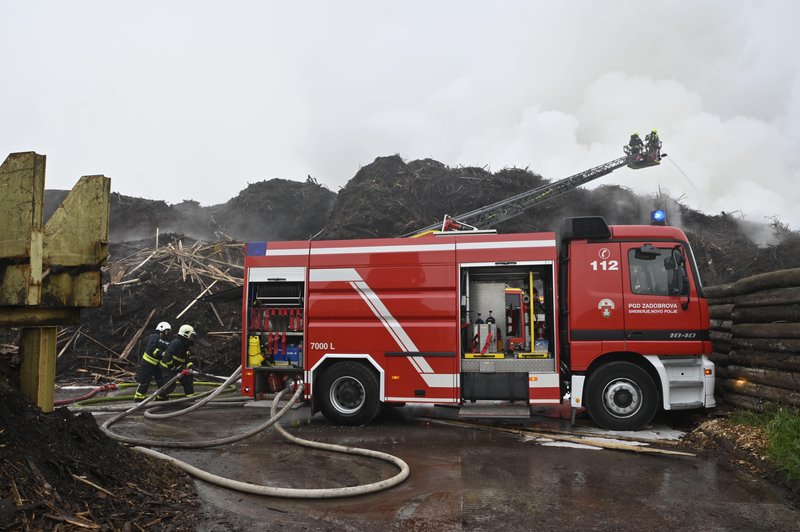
87,395,800,531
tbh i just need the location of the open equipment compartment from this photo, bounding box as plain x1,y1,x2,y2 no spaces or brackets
460,263,556,401
244,266,306,396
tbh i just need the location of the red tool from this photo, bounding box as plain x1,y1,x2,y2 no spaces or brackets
249,307,260,330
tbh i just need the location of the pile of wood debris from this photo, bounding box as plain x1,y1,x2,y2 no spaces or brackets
0,234,247,385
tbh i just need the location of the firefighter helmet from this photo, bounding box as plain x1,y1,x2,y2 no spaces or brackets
178,324,196,339
156,321,171,332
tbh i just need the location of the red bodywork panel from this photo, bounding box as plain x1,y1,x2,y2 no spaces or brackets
241,233,560,403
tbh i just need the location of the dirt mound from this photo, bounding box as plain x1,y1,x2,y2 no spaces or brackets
323,155,546,238
91,177,336,244
0,378,200,530
209,177,336,242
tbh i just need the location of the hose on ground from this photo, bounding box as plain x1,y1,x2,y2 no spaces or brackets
100,366,410,497
134,384,410,498
101,367,301,448
54,383,118,406
60,380,235,407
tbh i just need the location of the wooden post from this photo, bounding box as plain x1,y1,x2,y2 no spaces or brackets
20,326,57,412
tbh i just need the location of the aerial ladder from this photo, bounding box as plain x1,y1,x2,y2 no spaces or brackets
406,132,663,236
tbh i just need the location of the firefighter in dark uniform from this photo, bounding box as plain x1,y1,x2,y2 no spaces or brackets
134,321,172,402
628,132,644,154
160,324,197,399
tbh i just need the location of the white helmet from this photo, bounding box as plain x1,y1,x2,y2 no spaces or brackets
156,321,171,332
178,324,196,339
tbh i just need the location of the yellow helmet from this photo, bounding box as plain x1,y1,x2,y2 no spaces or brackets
633,132,640,136
651,129,657,134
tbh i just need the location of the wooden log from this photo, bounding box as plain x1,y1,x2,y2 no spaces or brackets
77,331,121,358
711,340,731,355
732,336,800,354
175,279,219,319
709,319,732,331
704,282,739,299
710,330,732,343
708,304,734,319
722,378,800,407
732,322,800,339
722,392,777,412
706,296,736,306
732,303,800,324
119,308,157,360
57,325,82,358
728,350,800,372
708,352,729,367
737,287,800,308
733,267,800,295
726,364,800,392
124,250,156,278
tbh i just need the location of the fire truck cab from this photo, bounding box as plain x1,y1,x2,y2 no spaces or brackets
241,216,715,431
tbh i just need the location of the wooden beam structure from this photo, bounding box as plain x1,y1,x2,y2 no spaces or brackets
0,152,110,412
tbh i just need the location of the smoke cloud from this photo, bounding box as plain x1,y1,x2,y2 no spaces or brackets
2,1,799,229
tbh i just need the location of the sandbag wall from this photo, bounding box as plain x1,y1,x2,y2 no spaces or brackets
705,268,800,411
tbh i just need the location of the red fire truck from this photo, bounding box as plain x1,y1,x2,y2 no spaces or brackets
240,141,715,431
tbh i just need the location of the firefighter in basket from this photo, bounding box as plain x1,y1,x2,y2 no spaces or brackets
133,321,172,402
159,324,198,399
645,128,661,158
627,132,644,155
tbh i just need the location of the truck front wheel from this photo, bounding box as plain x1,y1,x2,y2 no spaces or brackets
318,362,381,426
586,361,658,431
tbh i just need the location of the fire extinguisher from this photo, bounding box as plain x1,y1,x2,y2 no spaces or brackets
267,373,283,393
535,321,546,340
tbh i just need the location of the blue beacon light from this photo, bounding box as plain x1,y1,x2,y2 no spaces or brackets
651,209,666,225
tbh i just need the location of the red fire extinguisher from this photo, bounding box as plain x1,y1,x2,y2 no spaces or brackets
267,373,283,393
535,321,546,340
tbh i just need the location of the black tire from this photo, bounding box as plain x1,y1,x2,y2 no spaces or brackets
318,362,381,426
585,361,658,431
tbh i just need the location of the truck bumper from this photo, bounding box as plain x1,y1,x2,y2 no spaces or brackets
646,355,715,411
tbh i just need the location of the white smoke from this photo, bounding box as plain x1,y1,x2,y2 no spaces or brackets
1,1,799,230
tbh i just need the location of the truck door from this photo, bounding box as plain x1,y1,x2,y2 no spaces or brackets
567,241,626,370
621,242,705,354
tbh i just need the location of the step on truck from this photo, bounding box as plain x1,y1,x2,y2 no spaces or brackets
240,215,715,431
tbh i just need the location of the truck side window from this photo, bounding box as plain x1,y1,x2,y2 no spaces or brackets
628,247,672,296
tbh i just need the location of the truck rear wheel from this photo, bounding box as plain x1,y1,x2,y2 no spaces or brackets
318,362,381,426
586,361,658,431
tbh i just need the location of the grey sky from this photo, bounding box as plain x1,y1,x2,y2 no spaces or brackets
3,1,799,229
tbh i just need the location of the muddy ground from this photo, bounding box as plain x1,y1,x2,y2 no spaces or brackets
77,401,800,531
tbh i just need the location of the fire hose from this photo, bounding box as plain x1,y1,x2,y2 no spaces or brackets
54,383,119,406
99,366,410,497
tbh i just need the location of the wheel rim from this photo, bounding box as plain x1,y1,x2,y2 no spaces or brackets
329,375,366,415
601,378,642,418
